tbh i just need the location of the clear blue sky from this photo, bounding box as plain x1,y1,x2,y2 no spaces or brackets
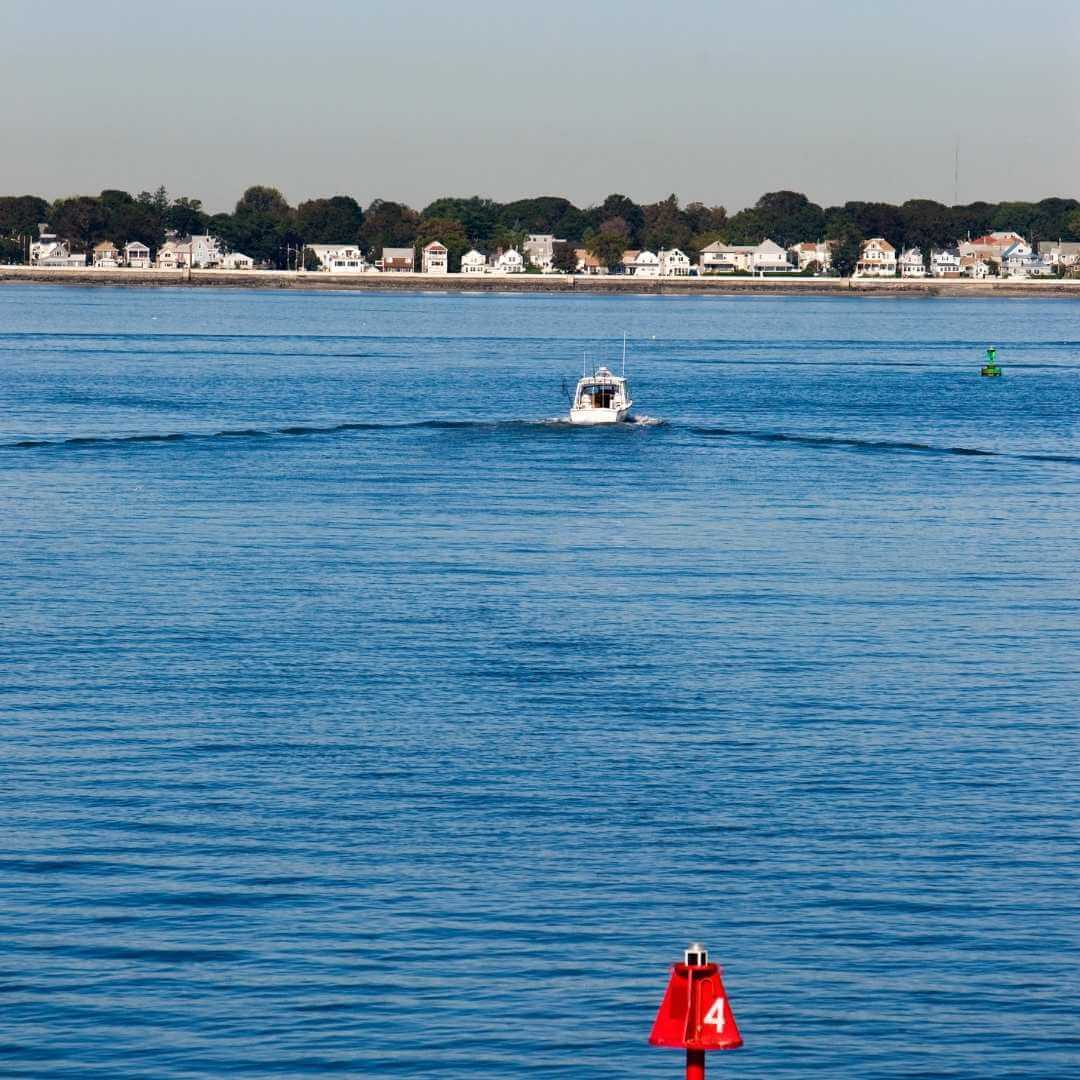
3,0,1078,213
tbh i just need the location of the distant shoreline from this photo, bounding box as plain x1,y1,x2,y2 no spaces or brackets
3,265,1080,298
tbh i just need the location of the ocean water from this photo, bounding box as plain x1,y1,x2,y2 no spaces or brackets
1,285,1077,1079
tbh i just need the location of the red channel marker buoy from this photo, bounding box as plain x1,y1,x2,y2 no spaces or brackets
649,943,743,1079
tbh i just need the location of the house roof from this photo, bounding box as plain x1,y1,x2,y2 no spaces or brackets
382,247,414,260
1038,240,1080,255
423,241,447,251
863,237,895,252
755,239,784,254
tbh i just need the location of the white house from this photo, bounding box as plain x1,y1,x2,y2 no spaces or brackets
960,253,991,279
124,241,151,268
1001,241,1052,278
898,248,926,277
92,241,120,268
381,247,414,272
790,241,833,272
494,248,525,273
659,248,691,276
749,239,793,273
422,241,448,274
307,243,367,272
221,252,255,270
630,250,660,277
156,240,191,269
189,234,222,268
930,249,962,278
523,233,566,271
574,249,606,274
460,249,487,274
30,224,86,267
855,238,896,277
1037,240,1080,270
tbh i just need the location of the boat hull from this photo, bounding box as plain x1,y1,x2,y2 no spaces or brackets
569,406,631,425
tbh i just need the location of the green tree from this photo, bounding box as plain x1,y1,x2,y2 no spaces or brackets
498,196,573,235
584,217,630,271
598,194,643,246
50,195,107,250
748,190,826,248
415,217,470,270
296,196,364,243
0,195,50,237
0,236,24,263
421,196,500,247
830,222,863,277
642,194,693,252
359,199,419,253
164,197,208,237
551,240,577,273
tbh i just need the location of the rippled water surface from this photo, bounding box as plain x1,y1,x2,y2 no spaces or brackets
1,285,1078,1078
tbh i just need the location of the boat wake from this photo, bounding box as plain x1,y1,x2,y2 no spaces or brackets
690,425,1080,465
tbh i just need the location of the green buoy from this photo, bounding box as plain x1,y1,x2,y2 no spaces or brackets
981,346,1002,377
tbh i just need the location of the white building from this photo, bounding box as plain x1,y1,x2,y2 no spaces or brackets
221,252,255,270
630,250,660,277
855,238,896,277
790,241,833,272
930,249,962,278
306,243,367,272
958,231,1026,265
898,248,926,277
422,241,449,274
381,247,414,272
749,239,793,273
156,240,191,269
92,241,120,268
960,253,991,279
494,248,525,273
460,249,487,274
189,234,222,268
659,248,691,276
1001,241,1052,278
523,234,566,271
124,241,151,268
1037,240,1080,270
30,224,86,267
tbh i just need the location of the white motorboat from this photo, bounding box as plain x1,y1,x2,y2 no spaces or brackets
568,337,633,424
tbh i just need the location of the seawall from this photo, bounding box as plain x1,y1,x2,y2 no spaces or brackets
3,265,1080,298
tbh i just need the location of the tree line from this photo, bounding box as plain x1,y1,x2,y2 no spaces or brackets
2,186,1078,271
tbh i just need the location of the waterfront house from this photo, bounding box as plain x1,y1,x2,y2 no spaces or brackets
574,249,607,274
790,240,833,272
30,224,86,267
221,252,255,270
124,241,151,268
750,239,794,273
381,247,415,272
189,235,222,268
422,241,449,274
92,241,120,268
629,250,660,277
930,249,962,278
855,238,896,277
960,253,991,279
898,248,926,277
156,240,191,269
1001,241,1052,278
699,241,752,273
523,234,566,271
494,248,525,273
307,243,367,272
460,249,487,274
958,231,1026,266
659,248,691,276
1038,240,1080,270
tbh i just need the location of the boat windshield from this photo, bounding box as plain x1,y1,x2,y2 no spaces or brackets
580,384,617,408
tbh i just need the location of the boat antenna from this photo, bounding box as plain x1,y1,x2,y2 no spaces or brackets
583,350,587,377
621,331,627,377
